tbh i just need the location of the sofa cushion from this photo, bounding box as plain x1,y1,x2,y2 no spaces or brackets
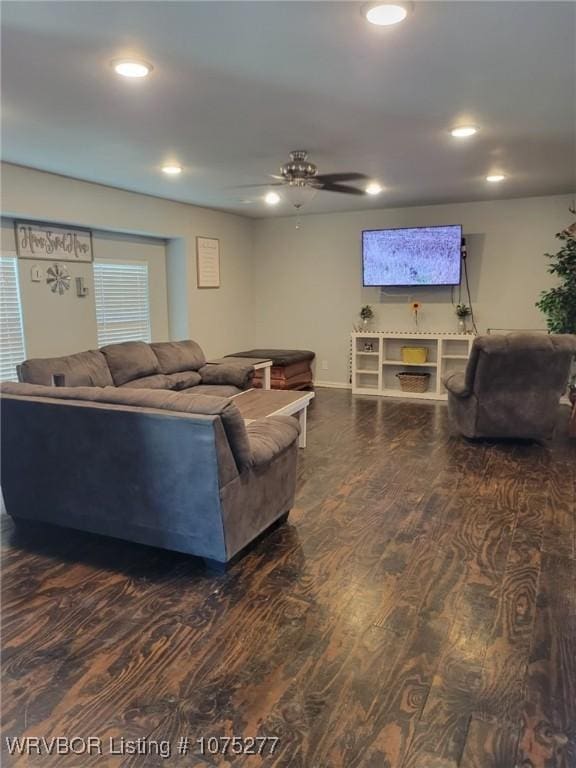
1,382,252,472
19,350,114,387
187,384,242,397
119,374,173,390
198,363,253,389
164,371,202,391
101,341,160,386
246,415,300,466
151,340,206,374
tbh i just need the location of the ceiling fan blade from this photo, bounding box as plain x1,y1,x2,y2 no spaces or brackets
228,182,284,189
319,183,366,195
314,172,369,183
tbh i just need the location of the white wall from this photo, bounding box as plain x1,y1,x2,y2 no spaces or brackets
2,163,571,385
2,219,98,358
92,232,170,344
1,163,255,358
2,220,170,357
252,194,573,384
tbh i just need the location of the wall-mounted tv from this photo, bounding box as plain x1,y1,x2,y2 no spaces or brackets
362,224,462,287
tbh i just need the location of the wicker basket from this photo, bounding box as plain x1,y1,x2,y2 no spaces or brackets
396,372,431,393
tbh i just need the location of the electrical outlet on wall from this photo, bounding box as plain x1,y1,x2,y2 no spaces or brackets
321,360,328,370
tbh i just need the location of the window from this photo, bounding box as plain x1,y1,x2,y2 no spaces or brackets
0,255,26,381
94,261,151,346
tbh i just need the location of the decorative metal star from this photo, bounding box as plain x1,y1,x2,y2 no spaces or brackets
46,263,71,295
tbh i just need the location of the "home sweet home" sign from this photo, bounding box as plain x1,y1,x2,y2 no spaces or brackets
14,221,93,262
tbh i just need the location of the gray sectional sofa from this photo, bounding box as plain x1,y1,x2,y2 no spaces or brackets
17,339,253,397
0,383,300,568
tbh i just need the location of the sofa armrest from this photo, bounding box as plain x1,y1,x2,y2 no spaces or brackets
443,372,470,398
246,415,300,467
198,364,254,390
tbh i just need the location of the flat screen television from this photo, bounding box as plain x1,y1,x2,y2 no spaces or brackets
362,224,462,287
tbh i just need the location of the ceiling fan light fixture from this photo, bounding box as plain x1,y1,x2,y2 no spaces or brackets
451,125,478,138
363,2,411,26
161,164,182,175
112,59,153,78
486,174,506,183
366,182,383,196
284,182,319,210
280,150,318,182
264,191,281,206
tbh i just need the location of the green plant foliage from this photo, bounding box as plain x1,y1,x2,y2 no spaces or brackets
360,304,374,321
536,230,576,334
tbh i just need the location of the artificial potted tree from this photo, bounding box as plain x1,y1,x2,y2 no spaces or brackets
536,223,576,335
536,218,576,434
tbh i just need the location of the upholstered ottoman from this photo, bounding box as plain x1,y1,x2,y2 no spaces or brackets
226,349,315,390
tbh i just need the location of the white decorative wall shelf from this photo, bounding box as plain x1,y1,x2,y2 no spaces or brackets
351,331,475,400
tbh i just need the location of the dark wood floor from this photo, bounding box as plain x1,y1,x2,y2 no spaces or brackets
2,389,575,768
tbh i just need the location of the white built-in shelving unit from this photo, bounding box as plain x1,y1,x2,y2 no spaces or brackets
351,331,475,400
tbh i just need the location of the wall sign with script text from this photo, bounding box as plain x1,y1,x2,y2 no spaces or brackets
14,222,93,262
196,237,221,288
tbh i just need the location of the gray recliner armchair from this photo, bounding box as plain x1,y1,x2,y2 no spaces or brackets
444,333,576,440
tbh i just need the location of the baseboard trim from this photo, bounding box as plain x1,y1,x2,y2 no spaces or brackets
314,381,352,390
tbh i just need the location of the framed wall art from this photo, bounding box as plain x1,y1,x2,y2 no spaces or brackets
196,236,220,288
14,221,93,262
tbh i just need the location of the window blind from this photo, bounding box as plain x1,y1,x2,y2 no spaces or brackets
0,256,26,381
94,261,151,346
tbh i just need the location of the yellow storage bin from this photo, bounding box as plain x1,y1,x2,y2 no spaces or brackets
401,346,428,364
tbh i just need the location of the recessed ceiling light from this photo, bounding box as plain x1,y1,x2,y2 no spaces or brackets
265,191,281,206
451,126,478,138
363,3,410,26
486,174,505,183
366,182,383,196
112,59,153,78
161,164,182,175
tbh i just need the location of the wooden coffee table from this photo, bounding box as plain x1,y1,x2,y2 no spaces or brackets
231,388,315,448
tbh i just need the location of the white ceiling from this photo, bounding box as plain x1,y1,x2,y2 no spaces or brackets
2,1,575,218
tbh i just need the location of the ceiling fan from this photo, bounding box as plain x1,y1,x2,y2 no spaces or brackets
238,150,369,209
